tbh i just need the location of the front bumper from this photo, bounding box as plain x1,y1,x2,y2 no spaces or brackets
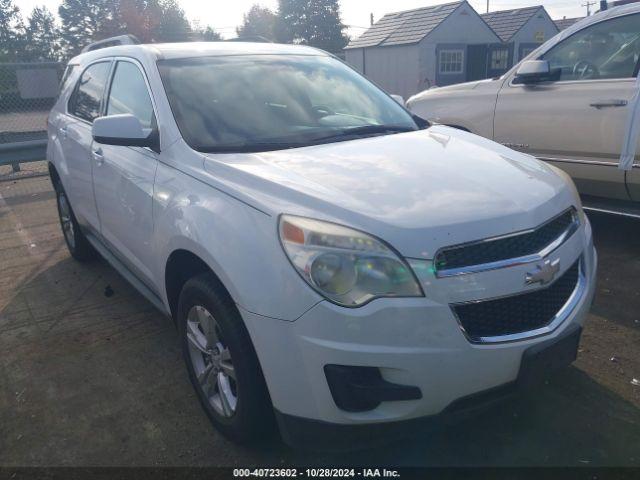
240,228,597,442
275,322,583,450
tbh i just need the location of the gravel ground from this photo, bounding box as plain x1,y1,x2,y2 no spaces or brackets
0,174,638,467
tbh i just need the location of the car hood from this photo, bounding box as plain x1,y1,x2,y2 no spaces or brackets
202,126,576,259
433,79,491,92
407,78,499,106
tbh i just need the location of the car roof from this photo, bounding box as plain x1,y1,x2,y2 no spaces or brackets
559,2,639,37
69,42,329,65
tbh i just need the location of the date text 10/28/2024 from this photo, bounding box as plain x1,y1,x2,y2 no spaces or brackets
233,469,401,478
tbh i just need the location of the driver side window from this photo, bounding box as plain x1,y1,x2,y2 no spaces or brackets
542,13,639,82
106,61,155,129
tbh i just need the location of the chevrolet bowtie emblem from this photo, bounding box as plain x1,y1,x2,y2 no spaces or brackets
525,259,560,286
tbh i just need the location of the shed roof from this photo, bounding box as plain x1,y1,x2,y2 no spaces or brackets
345,1,465,49
481,6,547,42
553,17,584,30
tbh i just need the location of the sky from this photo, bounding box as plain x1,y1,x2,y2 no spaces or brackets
13,0,589,39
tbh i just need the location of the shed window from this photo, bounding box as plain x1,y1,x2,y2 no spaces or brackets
439,50,464,74
491,49,509,70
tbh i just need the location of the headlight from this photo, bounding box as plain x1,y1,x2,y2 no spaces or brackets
279,215,423,307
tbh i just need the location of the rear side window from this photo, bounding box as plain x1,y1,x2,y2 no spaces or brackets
68,62,111,122
106,61,155,129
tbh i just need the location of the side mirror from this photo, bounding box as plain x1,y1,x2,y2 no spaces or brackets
390,94,405,106
92,114,159,151
514,60,552,84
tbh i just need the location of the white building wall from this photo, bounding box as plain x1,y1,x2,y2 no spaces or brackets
512,13,559,62
345,48,364,73
426,4,500,44
418,43,438,92
346,44,421,100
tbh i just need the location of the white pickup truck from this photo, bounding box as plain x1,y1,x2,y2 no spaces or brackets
407,4,640,218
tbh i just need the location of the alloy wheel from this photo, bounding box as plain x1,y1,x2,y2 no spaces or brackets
58,192,75,249
186,305,238,417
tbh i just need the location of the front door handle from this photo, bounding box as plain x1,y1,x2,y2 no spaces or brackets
589,99,628,109
92,148,104,166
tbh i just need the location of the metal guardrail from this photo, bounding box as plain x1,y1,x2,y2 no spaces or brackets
1,61,61,172
0,139,47,168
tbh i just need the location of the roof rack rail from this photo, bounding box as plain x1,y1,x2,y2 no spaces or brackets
81,34,140,53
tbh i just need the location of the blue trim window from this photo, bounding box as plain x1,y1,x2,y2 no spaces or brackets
490,48,509,70
439,49,464,74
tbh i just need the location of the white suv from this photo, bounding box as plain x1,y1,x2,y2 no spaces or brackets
47,40,596,447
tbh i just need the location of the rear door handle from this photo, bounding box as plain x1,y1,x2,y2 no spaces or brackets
92,148,104,166
589,99,628,109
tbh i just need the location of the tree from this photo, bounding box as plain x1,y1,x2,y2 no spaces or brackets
156,0,191,42
237,4,276,41
0,0,25,61
276,0,348,54
116,0,162,43
192,24,222,41
24,6,60,61
58,0,120,57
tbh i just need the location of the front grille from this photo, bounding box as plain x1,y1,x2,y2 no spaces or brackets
452,259,580,341
435,209,577,273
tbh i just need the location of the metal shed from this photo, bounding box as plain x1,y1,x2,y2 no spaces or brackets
344,1,500,98
554,17,584,31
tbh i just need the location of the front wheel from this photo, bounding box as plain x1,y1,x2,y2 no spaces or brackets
178,273,275,443
55,188,97,262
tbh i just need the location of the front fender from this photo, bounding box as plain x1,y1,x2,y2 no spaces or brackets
152,161,322,321
408,90,499,139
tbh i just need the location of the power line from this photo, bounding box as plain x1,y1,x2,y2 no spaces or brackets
581,0,597,15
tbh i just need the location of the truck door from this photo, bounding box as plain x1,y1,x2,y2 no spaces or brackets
494,13,640,201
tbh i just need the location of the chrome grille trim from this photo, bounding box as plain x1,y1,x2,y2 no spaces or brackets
451,257,586,344
435,208,580,278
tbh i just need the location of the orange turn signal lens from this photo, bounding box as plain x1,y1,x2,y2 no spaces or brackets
281,220,305,244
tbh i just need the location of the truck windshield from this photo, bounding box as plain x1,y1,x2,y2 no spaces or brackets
157,55,418,153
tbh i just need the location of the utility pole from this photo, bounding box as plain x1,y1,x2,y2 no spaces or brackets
370,13,374,26
582,1,596,15
486,0,490,13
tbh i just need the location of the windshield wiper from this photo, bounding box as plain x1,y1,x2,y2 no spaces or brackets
196,125,418,153
310,125,417,143
196,142,305,153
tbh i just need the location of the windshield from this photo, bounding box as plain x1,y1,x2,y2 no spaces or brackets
157,55,419,153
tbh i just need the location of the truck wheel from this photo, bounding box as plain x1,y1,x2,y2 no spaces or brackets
178,273,275,443
55,187,97,262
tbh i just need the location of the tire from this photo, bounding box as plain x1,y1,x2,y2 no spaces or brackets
178,273,275,443
54,184,97,262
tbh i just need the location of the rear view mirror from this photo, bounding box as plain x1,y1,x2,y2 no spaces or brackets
390,94,405,106
92,114,159,151
514,60,552,84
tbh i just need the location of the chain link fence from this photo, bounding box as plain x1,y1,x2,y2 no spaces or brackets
0,62,63,176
